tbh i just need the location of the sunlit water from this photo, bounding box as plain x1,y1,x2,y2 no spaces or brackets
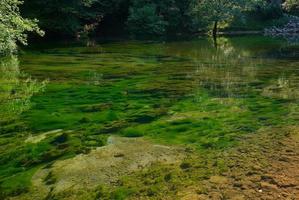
0,36,299,195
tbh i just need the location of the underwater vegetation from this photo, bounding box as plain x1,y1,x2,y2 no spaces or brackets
0,36,299,198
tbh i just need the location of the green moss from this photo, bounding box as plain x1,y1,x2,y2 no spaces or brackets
0,167,38,198
110,188,133,200
122,127,144,138
1,37,299,199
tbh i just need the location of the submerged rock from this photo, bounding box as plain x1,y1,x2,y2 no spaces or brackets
25,129,64,144
15,136,184,200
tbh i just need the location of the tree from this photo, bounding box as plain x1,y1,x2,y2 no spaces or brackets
127,0,196,37
21,0,126,37
284,0,299,16
162,0,197,35
194,0,248,38
0,57,46,125
127,2,168,37
0,0,43,54
269,0,282,8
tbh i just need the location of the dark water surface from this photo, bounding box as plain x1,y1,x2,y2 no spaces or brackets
0,36,299,195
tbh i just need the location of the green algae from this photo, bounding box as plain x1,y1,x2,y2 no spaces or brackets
1,36,299,198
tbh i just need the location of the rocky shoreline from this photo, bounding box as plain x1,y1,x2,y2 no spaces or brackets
265,16,299,43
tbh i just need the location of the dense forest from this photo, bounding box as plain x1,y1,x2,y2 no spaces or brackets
20,0,299,38
1,0,299,54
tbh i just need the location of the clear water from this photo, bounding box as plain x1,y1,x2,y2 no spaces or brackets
0,36,299,195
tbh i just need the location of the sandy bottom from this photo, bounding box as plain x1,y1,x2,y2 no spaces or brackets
178,126,299,200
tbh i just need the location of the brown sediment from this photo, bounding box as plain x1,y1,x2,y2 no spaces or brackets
10,126,299,200
178,126,299,200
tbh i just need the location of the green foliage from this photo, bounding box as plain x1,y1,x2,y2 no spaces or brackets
284,0,299,16
21,0,125,37
127,3,168,37
0,0,43,54
18,0,291,38
0,56,47,129
194,0,250,33
255,2,284,20
21,0,197,38
224,0,291,31
127,0,196,37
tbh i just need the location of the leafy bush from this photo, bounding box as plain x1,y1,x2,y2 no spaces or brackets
248,1,284,21
126,0,196,37
21,0,126,37
127,3,168,37
284,0,299,16
0,57,47,127
258,4,284,20
0,0,43,54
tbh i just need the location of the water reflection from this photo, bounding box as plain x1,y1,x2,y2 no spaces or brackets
17,36,299,133
285,35,299,45
161,36,299,101
262,75,299,100
182,38,259,98
0,56,46,126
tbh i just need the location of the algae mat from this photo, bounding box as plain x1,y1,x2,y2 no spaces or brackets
1,36,299,199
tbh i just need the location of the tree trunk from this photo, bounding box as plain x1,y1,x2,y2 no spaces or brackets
212,21,218,38
212,21,218,48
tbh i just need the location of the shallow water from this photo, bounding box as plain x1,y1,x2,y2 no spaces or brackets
0,36,299,196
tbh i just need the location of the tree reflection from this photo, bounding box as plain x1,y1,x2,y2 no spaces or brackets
262,75,299,100
0,56,46,127
189,37,259,98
